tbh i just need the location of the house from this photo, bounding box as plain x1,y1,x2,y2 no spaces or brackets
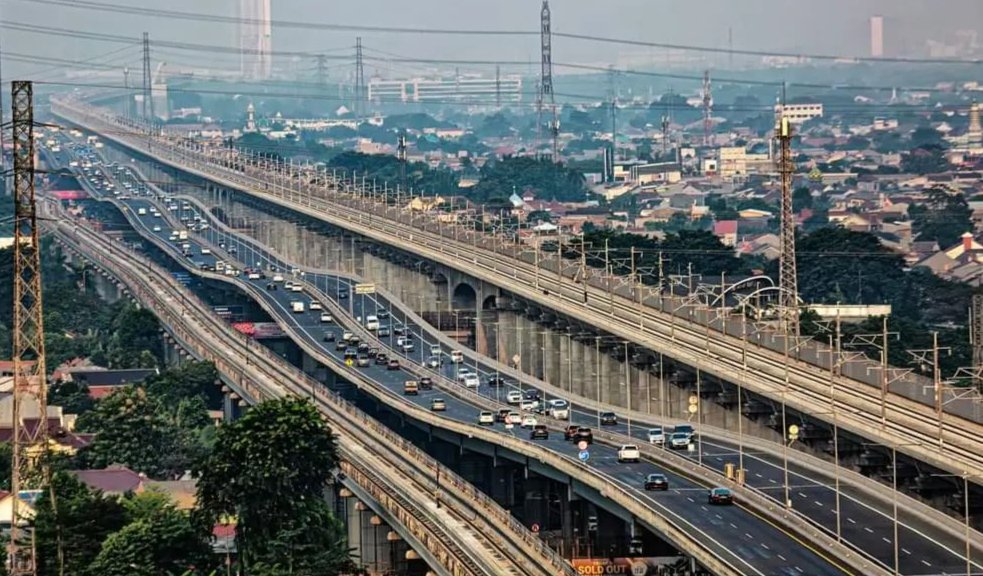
714,221,738,246
629,162,682,185
0,490,42,527
72,466,146,496
916,233,983,279
62,367,157,400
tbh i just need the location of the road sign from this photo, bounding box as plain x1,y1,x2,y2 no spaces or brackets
345,358,354,367
788,424,800,441
687,404,698,414
578,450,590,462
531,523,540,533
354,283,376,295
688,395,699,405
577,440,588,451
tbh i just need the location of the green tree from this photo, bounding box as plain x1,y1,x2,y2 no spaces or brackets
910,187,972,248
34,472,129,576
86,492,211,576
792,186,813,212
902,145,948,175
48,380,96,416
468,156,590,203
195,398,355,574
76,386,180,478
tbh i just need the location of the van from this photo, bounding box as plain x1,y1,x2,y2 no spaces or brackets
290,301,305,314
548,399,570,420
365,315,380,331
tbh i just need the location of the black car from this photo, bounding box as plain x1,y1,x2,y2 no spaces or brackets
376,309,390,319
367,347,380,358
563,425,580,441
600,412,618,426
322,332,336,342
343,349,357,361
524,389,541,401
575,427,593,444
486,375,506,387
708,487,734,505
266,283,277,291
530,425,549,440
357,342,370,354
335,340,348,351
419,377,433,390
393,325,407,336
644,474,669,491
375,353,389,365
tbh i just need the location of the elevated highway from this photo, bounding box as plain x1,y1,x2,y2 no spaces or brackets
40,187,571,576
44,129,939,575
49,97,983,493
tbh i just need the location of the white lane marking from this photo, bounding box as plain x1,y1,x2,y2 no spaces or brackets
864,527,874,533
882,537,891,544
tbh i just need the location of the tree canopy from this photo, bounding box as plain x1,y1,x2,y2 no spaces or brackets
467,156,591,203
910,187,973,248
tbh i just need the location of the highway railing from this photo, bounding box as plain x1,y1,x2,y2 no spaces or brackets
50,98,983,490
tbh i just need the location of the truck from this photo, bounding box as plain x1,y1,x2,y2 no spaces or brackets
617,445,641,463
178,230,189,241
290,301,305,314
137,208,147,216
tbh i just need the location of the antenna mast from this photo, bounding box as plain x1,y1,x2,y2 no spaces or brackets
776,105,799,336
702,70,712,147
540,1,558,162
142,32,154,122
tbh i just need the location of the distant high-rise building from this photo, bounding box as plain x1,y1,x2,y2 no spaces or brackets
239,0,272,80
870,16,884,58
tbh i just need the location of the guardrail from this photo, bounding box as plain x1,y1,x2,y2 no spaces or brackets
50,98,983,491
45,204,565,576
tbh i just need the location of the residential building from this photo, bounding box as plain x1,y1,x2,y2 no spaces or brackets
368,75,523,103
776,103,824,124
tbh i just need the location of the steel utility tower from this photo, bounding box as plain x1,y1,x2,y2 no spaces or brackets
776,110,799,336
142,32,154,122
539,1,558,162
10,80,50,576
397,132,407,193
972,290,983,390
315,55,328,89
354,37,364,121
702,70,712,147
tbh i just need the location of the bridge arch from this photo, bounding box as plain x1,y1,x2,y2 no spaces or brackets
482,295,498,310
452,282,477,310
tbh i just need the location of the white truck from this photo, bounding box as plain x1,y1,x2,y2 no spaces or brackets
178,230,189,240
617,445,641,463
290,301,305,314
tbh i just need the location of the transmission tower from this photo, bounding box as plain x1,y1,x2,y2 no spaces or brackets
776,110,799,336
123,66,131,120
354,37,364,121
142,32,154,122
10,80,50,576
539,1,558,162
315,55,328,89
608,65,617,163
397,131,407,193
702,70,712,147
495,64,501,108
972,289,983,390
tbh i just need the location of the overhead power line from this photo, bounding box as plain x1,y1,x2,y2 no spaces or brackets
11,0,983,66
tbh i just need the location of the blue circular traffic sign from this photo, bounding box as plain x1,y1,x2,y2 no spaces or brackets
578,450,590,462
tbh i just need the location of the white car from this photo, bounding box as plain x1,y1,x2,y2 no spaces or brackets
548,399,570,420
201,248,211,255
617,445,641,463
365,315,380,331
520,399,539,411
290,284,303,292
456,368,472,382
248,272,261,280
462,374,480,388
478,411,494,425
272,274,284,282
506,390,522,405
152,226,162,232
320,313,333,323
520,414,537,428
310,301,322,311
450,350,464,363
647,428,666,445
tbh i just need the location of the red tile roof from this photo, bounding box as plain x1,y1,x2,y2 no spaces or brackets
71,467,144,494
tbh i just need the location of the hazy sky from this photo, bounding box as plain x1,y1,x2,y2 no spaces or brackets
4,0,983,79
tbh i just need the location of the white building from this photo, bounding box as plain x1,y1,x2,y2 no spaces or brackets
776,103,824,124
239,0,272,80
369,74,523,103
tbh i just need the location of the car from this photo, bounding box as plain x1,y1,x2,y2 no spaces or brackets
284,281,294,290
495,409,512,423
485,375,506,387
575,427,593,445
478,411,495,425
290,284,303,292
310,301,323,311
387,359,400,370
342,331,355,342
520,399,539,411
320,313,333,323
365,315,380,331
348,335,361,347
600,412,618,426
265,283,277,291
399,340,415,353
644,474,669,491
367,347,380,358
272,274,284,282
403,381,419,395
669,432,692,450
708,487,734,505
375,353,389,365
564,425,580,441
672,424,695,441
248,272,261,280
322,332,336,342
152,225,162,232
647,428,666,445
201,248,212,255
450,350,464,363
376,309,390,319
343,349,357,362
424,355,441,369
393,325,407,336
431,398,446,412
506,391,523,405
617,445,641,463
377,326,391,337
429,344,442,356
520,414,538,428
548,399,570,420
462,374,480,388
357,343,370,354
356,354,371,367
524,389,541,401
530,424,549,440
506,411,521,425
419,377,433,390
335,340,348,351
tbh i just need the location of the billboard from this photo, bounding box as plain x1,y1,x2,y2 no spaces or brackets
571,558,691,576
